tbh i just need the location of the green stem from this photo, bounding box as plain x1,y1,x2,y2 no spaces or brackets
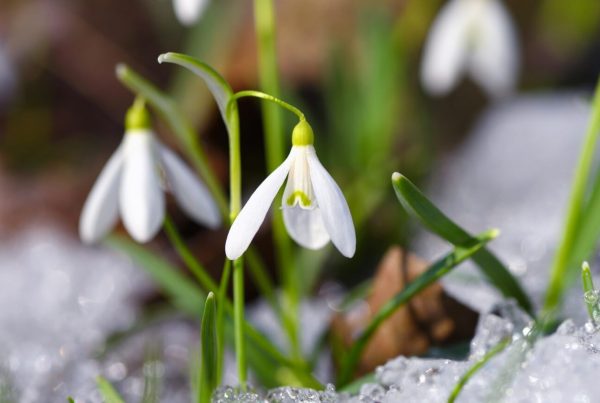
226,99,247,389
216,260,231,386
447,338,511,403
231,90,305,120
233,258,246,388
544,78,600,318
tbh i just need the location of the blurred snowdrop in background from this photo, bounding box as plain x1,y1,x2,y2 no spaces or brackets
421,0,519,98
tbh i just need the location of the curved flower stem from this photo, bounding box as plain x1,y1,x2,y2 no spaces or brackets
231,90,305,121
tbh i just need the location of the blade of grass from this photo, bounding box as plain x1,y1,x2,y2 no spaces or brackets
141,344,161,403
581,261,598,324
337,229,499,386
391,172,532,314
447,338,511,403
566,165,600,276
96,377,125,403
199,293,218,403
544,78,600,317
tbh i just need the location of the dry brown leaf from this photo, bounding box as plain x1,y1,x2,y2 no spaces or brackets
331,246,478,377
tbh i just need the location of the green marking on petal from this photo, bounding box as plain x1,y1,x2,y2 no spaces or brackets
286,190,312,207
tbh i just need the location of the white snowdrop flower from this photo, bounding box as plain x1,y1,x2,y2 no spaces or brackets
173,0,209,26
79,100,221,244
420,0,519,98
225,120,356,260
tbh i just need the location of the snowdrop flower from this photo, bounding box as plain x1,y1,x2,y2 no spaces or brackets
79,100,220,244
173,0,209,26
420,0,519,98
225,120,355,260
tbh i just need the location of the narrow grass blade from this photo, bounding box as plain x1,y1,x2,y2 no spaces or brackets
582,261,599,324
447,338,511,403
391,172,532,313
199,293,218,403
337,229,498,386
96,377,125,403
544,78,600,317
141,345,161,403
567,167,600,275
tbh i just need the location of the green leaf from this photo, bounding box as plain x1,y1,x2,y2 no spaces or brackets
157,52,234,131
199,293,218,403
391,172,533,314
115,63,228,217
570,168,600,269
337,229,498,387
581,261,598,323
447,338,511,403
544,78,600,316
141,345,161,403
96,376,125,403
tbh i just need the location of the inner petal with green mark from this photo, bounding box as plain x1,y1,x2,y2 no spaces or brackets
282,147,316,210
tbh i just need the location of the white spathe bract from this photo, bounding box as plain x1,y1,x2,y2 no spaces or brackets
79,129,220,244
420,0,519,98
173,0,209,26
225,145,356,260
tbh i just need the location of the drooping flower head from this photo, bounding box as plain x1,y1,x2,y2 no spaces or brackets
421,0,519,98
173,0,209,26
79,99,221,244
225,120,356,260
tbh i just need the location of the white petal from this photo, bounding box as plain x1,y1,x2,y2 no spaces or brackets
283,206,330,250
79,145,124,244
119,130,165,243
420,0,472,96
225,151,295,260
158,143,221,229
468,0,519,98
173,0,209,26
306,148,355,258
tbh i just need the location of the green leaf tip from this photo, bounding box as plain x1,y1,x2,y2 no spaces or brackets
583,261,591,272
486,228,501,240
